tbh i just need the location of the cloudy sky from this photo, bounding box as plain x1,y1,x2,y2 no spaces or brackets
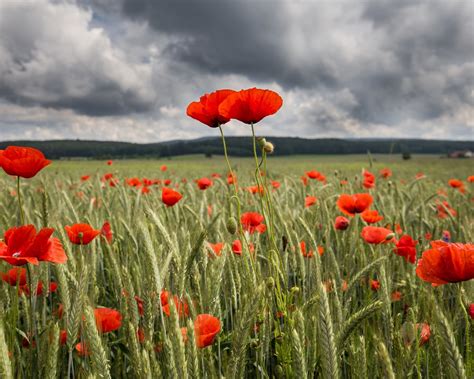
0,0,473,142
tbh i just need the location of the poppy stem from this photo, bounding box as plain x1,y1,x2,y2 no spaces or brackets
218,125,247,240
26,265,39,379
17,176,25,225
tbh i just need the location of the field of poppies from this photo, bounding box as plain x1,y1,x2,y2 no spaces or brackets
0,88,472,378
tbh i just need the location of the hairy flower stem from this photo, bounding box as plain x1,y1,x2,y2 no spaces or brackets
218,125,252,253
17,176,25,225
250,123,278,252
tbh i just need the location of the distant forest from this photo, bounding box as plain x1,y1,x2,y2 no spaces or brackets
0,137,472,159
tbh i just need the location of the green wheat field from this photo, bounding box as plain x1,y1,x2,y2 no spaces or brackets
0,154,472,378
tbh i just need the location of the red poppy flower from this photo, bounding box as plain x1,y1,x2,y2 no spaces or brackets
197,177,212,190
370,279,380,291
391,291,402,302
100,221,113,243
306,170,326,182
19,281,57,296
301,176,308,186
75,342,90,356
81,175,90,181
362,170,376,189
305,196,317,208
94,308,122,333
299,241,324,258
380,168,392,178
361,226,394,244
160,291,189,318
247,185,264,195
102,173,114,181
135,296,144,316
469,304,474,320
436,201,457,219
468,175,474,183
218,88,283,124
334,216,349,230
337,193,373,216
160,165,167,172
126,177,142,188
227,173,237,185
65,223,100,245
241,212,266,234
162,187,183,207
1,267,27,286
0,146,51,179
107,160,113,166
394,235,417,264
299,241,313,258
415,241,474,286
271,180,281,189
416,323,431,346
448,179,463,188
361,209,384,224
0,225,67,265
59,330,67,346
187,89,236,128
194,314,221,348
208,242,224,257
231,240,254,255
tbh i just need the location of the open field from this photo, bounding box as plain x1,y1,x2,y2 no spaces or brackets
0,153,472,378
52,154,472,177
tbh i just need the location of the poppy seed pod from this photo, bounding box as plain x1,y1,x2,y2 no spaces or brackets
263,141,274,154
257,137,267,148
226,217,238,235
290,286,300,295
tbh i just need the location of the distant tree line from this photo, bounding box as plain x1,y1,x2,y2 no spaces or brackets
0,137,472,159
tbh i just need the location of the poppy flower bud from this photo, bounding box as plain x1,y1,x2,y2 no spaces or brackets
266,277,275,289
226,217,238,235
334,216,349,231
257,137,267,149
263,141,274,154
290,286,300,295
250,338,259,348
385,233,395,241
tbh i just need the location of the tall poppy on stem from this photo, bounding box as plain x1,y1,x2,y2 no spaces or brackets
186,89,236,128
0,146,51,179
218,88,283,124
0,146,51,224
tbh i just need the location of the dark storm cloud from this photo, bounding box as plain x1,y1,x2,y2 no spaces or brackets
0,0,472,141
0,0,155,116
120,0,474,126
121,0,339,89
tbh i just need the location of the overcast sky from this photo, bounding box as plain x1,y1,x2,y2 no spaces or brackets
0,0,473,142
